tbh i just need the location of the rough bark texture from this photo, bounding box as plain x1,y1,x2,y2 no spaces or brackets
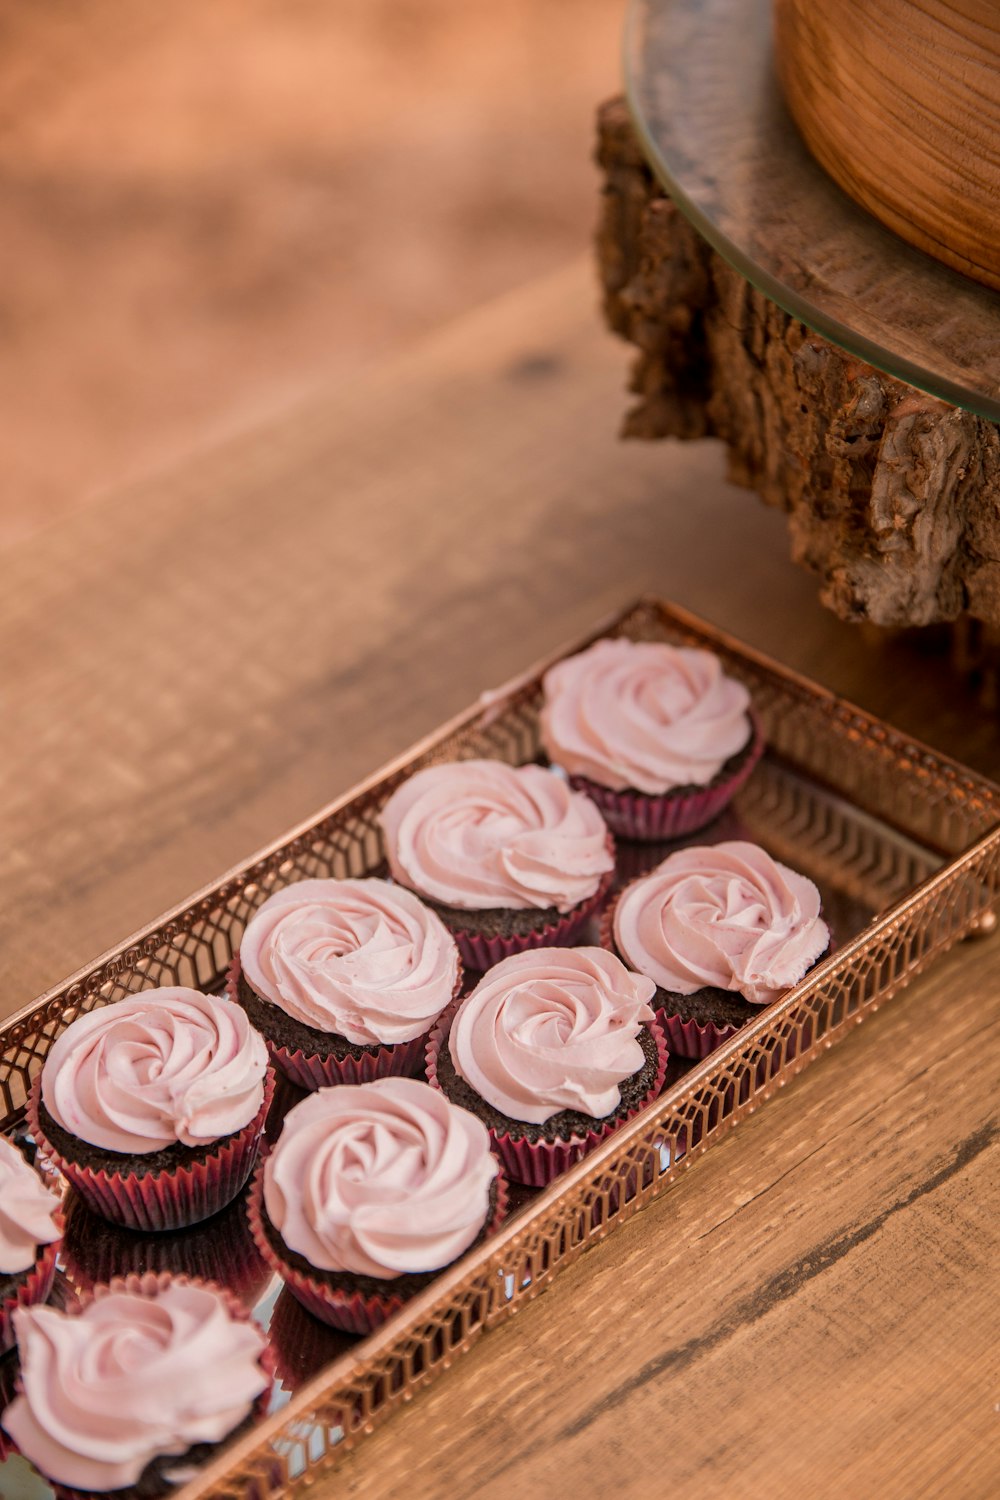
596,97,1000,629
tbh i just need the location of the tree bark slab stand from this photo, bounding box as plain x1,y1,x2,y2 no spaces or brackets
596,97,1000,634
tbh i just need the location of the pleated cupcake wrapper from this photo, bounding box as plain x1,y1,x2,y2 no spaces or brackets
16,1273,277,1500
226,956,461,1092
60,1193,271,1308
568,713,765,843
425,1012,669,1188
27,1070,275,1233
446,860,616,974
655,1009,738,1060
267,1286,362,1395
247,1158,509,1337
0,1226,61,1355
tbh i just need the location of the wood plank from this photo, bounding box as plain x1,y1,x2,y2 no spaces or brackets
335,933,1000,1500
2,258,998,1499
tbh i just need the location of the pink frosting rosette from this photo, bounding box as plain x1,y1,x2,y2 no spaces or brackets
247,1077,506,1334
607,841,830,1056
426,947,668,1186
2,1273,272,1497
541,638,763,841
231,877,461,1089
30,989,273,1231
0,1137,63,1353
379,759,615,968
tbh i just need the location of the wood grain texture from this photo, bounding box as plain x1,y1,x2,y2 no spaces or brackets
0,0,625,544
597,98,1000,630
2,259,999,1498
334,934,999,1500
774,0,1000,290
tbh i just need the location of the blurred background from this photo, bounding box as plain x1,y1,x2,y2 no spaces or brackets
1,0,623,548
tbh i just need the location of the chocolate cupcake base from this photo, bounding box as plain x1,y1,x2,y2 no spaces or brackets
426,1016,669,1186
425,859,616,972
228,958,456,1091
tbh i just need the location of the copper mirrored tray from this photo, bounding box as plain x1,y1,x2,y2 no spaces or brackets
2,597,998,1499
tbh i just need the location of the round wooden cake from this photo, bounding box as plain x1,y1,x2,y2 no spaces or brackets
773,0,1000,290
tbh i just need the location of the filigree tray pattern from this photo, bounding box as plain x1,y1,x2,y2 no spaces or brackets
2,599,998,1500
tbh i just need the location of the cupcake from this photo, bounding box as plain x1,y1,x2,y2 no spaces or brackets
248,1076,505,1335
231,877,461,1091
540,637,763,841
426,947,668,1186
0,1137,63,1353
29,989,272,1232
379,759,615,969
2,1272,272,1499
604,841,831,1058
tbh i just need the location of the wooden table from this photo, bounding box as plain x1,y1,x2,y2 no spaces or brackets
3,261,998,1499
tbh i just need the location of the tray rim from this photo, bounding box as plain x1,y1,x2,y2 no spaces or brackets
4,594,1000,1500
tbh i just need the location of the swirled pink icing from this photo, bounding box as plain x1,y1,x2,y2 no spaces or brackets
0,1137,61,1275
380,759,613,912
42,989,268,1155
3,1280,269,1491
450,947,655,1123
240,878,459,1045
264,1077,497,1279
613,842,829,1005
541,638,753,794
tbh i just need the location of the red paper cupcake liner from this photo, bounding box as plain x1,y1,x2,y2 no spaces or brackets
226,956,459,1092
60,1192,271,1309
0,1222,61,1355
425,1012,669,1188
655,1009,738,1060
568,713,765,843
648,999,814,1072
27,1071,275,1234
246,1157,509,1336
445,860,616,973
12,1272,277,1500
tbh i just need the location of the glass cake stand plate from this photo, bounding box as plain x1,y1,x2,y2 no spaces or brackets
624,0,1000,422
